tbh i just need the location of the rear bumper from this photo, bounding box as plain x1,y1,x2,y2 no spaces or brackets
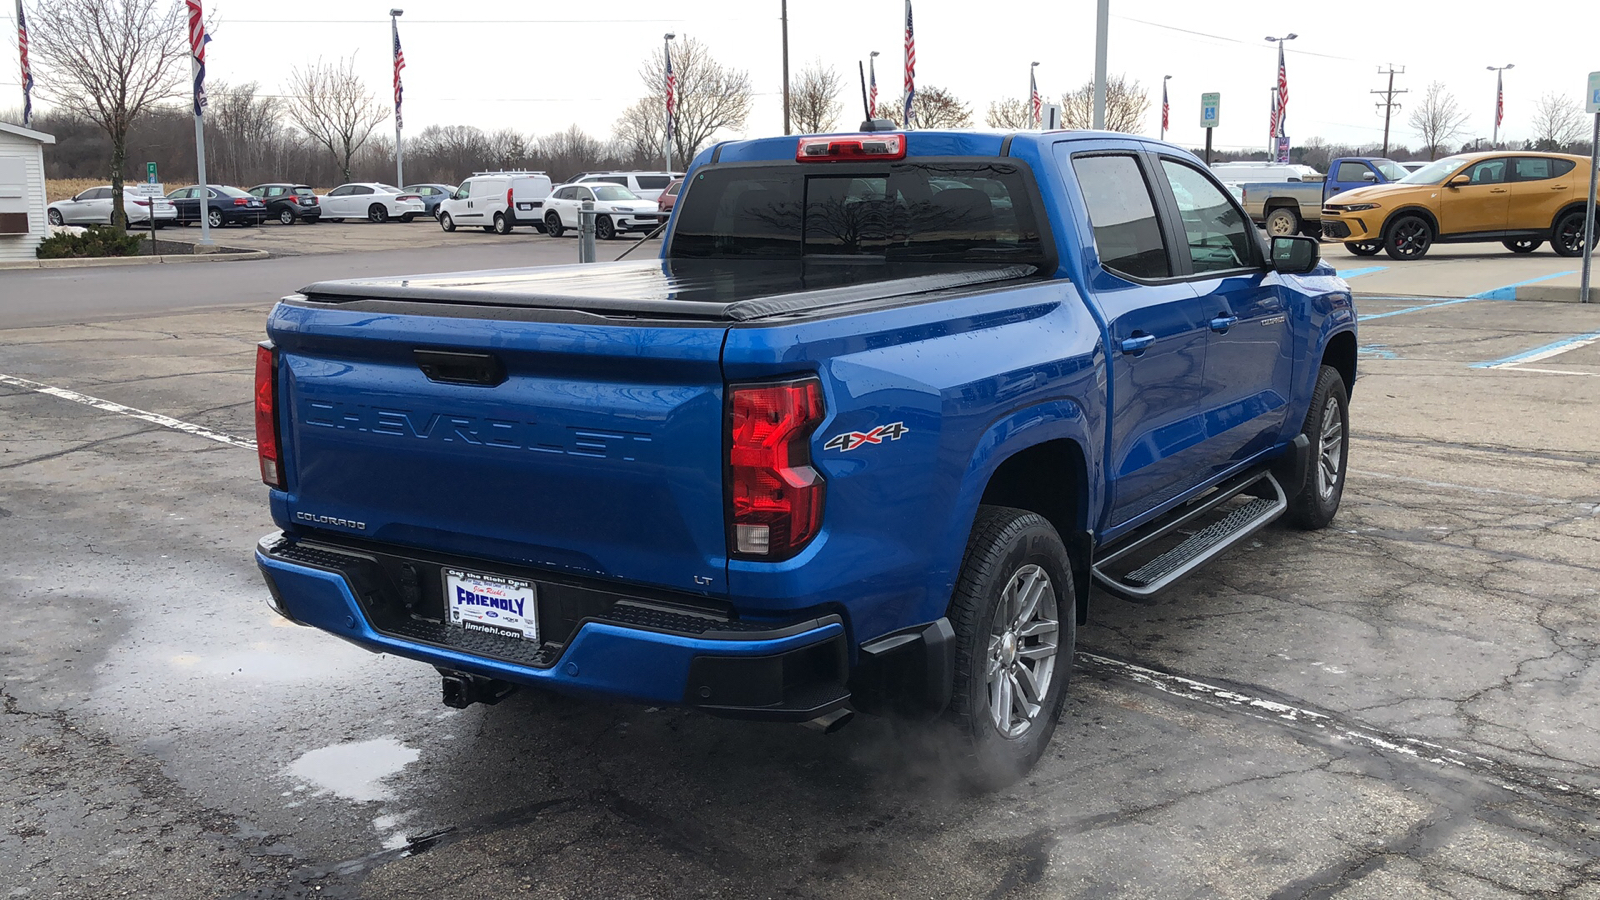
255,532,851,720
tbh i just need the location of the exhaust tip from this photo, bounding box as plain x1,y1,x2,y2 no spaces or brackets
802,708,855,734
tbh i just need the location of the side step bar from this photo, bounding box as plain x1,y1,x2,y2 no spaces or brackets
1092,470,1288,600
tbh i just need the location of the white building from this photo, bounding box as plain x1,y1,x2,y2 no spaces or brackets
0,122,57,263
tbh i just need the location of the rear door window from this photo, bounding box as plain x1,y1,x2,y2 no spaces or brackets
1069,154,1171,280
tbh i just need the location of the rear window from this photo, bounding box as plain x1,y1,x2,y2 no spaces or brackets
216,186,251,198
635,175,672,190
669,161,1048,263
292,186,315,197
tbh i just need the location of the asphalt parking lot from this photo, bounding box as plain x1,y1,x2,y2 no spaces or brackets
2,250,1599,898
157,215,651,258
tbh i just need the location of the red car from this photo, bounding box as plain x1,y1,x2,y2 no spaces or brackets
657,178,684,216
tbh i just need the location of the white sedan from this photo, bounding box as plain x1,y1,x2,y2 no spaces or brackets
316,183,427,223
540,183,663,240
47,186,177,227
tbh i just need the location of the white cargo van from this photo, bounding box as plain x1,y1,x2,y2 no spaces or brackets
438,171,554,234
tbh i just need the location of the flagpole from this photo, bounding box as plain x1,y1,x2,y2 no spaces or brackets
1266,33,1296,161
902,0,914,129
1488,64,1513,147
391,9,404,187
15,0,30,129
191,55,211,246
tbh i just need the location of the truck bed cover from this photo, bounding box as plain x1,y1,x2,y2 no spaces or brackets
296,259,1040,323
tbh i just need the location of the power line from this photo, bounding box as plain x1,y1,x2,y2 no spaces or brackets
1109,15,1359,61
1372,65,1407,156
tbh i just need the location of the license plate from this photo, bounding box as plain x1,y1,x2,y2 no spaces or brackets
443,569,539,642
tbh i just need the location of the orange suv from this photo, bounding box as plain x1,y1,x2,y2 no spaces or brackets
1321,151,1597,260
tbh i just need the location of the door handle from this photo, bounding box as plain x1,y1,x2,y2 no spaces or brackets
1490,188,1508,194
1119,333,1156,355
1210,315,1239,333
1553,185,1569,190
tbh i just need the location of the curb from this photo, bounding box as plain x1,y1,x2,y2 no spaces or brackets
0,248,269,270
1354,289,1598,304
1510,285,1598,304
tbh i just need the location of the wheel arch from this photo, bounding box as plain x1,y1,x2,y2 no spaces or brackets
1380,205,1439,237
1551,201,1594,231
1321,329,1357,400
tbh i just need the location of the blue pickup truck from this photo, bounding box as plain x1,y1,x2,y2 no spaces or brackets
1239,156,1411,240
254,127,1357,788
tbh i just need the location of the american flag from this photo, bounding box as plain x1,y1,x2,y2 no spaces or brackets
868,56,877,116
665,44,676,138
1495,77,1504,131
1161,81,1169,134
903,0,915,128
1271,41,1288,141
16,0,32,128
392,23,405,129
186,0,210,116
1030,68,1041,127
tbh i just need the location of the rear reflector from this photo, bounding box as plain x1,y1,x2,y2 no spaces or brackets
255,343,284,488
796,134,905,162
727,378,826,560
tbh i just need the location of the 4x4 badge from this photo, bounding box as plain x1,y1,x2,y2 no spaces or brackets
824,422,909,452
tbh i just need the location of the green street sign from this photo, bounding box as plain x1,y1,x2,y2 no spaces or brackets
1200,93,1221,129
146,162,157,184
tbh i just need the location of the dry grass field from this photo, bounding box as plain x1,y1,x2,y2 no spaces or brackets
46,178,107,203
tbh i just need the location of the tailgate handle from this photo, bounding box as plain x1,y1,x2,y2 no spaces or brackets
413,350,507,387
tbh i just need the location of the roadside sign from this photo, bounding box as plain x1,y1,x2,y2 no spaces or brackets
135,183,164,197
1587,72,1600,114
146,162,157,184
1200,93,1221,129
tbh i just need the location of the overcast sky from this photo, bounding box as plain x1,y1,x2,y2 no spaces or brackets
5,0,1599,156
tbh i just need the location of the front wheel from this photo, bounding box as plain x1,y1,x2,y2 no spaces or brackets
1552,210,1598,258
1344,241,1382,257
1265,208,1301,237
48,209,64,226
368,204,389,224
594,214,616,241
942,506,1075,791
1503,238,1542,254
440,212,456,232
1383,214,1432,260
545,212,565,238
493,212,511,235
1285,365,1349,530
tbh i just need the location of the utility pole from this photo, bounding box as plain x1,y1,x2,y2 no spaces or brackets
1372,64,1406,157
781,0,791,135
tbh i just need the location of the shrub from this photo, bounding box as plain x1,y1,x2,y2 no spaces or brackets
36,226,145,260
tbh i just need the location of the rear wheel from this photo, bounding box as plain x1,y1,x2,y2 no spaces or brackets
400,213,416,223
1502,238,1542,254
1265,208,1301,237
545,212,565,238
1383,214,1432,260
368,204,389,224
207,209,224,229
1285,365,1349,530
440,212,456,232
1344,241,1381,257
493,212,511,235
278,208,296,225
1552,210,1598,258
941,506,1075,791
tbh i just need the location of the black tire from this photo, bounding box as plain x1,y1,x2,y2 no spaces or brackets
48,209,63,226
327,218,344,223
941,505,1076,791
481,225,495,233
1383,214,1432,260
595,214,616,241
1265,208,1300,238
1344,241,1381,257
493,212,511,235
1285,365,1349,530
278,207,296,225
1551,210,1598,258
440,212,456,232
368,204,389,224
1502,238,1542,254
545,212,565,238
207,208,224,229
401,213,416,223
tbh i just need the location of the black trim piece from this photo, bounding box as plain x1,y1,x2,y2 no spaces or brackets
710,142,726,164
850,618,955,718
686,632,851,721
999,133,1016,157
412,349,507,387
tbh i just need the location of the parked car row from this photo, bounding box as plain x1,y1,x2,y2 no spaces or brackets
432,170,686,240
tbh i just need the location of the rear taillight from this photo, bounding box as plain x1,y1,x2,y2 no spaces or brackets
727,378,826,560
796,134,906,161
255,343,284,488
233,197,248,206
506,188,514,208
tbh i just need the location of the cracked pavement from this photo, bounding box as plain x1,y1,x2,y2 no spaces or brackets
2,259,1599,898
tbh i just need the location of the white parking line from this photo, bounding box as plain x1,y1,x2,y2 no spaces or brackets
0,373,256,450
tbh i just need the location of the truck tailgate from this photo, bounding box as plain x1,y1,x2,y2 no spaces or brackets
268,301,729,595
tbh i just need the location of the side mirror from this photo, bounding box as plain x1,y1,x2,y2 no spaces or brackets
1448,174,1471,187
1361,171,1377,182
1270,235,1320,276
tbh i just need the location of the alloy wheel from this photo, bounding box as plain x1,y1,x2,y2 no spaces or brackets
1316,394,1344,501
985,564,1060,740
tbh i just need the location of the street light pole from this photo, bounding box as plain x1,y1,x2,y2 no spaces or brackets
1487,64,1513,147
390,9,404,188
781,0,791,134
664,33,676,174
1092,0,1108,128
1265,33,1297,160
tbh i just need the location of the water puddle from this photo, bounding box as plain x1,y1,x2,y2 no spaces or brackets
286,737,420,803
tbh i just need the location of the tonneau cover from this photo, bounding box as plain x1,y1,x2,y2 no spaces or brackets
297,259,1040,322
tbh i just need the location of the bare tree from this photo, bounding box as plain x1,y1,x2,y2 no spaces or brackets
283,56,388,183
1060,75,1149,132
873,86,973,129
985,97,1034,129
614,37,752,168
791,61,844,134
206,82,282,186
1408,82,1469,160
486,128,529,170
537,125,610,181
1530,92,1585,152
28,0,189,227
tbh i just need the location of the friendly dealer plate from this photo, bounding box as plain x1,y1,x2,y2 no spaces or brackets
443,569,539,643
